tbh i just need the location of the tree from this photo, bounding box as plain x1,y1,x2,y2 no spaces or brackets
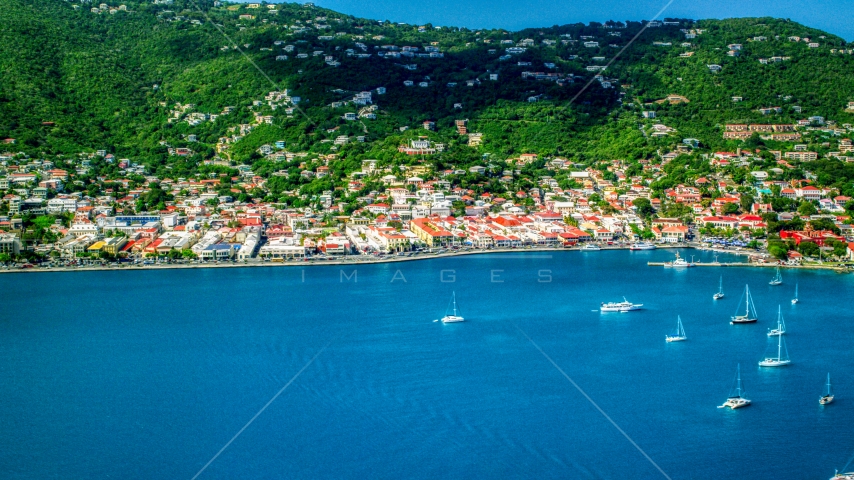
798,241,820,257
797,201,817,216
721,202,739,215
32,215,56,230
767,245,788,260
739,194,754,213
632,198,655,218
808,218,841,235
0,253,11,263
828,240,848,258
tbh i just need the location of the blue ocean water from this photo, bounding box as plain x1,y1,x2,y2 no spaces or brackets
1,249,853,479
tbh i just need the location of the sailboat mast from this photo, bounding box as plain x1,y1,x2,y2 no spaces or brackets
777,332,783,361
745,286,750,315
736,364,742,396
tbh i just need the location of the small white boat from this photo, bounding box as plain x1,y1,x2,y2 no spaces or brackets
769,266,783,286
629,242,656,250
665,315,687,342
791,283,799,305
820,373,834,406
441,292,464,323
759,328,791,367
580,244,601,251
767,305,786,336
600,297,643,312
666,252,694,268
719,364,751,409
831,471,854,480
713,276,724,300
730,285,758,324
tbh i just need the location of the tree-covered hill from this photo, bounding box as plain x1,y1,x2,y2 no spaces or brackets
1,0,853,169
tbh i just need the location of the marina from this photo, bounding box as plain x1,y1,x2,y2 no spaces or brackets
1,249,853,479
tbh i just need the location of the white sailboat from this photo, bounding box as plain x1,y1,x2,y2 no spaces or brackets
759,328,791,367
713,276,724,300
719,364,751,409
665,315,687,342
769,266,783,286
820,373,834,405
768,305,786,336
441,292,464,323
730,285,758,324
791,283,799,305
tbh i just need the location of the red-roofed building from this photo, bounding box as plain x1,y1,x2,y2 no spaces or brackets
701,216,739,229
143,238,163,253
796,185,823,201
780,228,844,247
492,216,522,230
366,203,390,214
410,218,454,247
237,217,263,227
713,197,740,208
594,228,613,241
656,225,689,243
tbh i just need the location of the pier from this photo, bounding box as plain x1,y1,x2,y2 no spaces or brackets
647,261,851,272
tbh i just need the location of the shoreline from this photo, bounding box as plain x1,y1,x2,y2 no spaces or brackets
1,244,684,274
1,244,848,274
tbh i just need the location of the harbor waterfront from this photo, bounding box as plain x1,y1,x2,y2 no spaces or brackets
2,249,854,479
2,243,853,275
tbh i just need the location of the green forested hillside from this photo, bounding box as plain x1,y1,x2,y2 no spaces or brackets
1,0,853,171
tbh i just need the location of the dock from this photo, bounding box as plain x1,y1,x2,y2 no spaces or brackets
648,261,850,272
648,262,752,267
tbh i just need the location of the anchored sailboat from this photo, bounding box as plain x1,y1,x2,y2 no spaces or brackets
665,315,687,342
759,328,791,367
769,266,783,286
768,305,786,336
791,283,799,305
441,292,464,323
719,364,751,409
820,374,834,406
730,285,758,324
713,276,724,300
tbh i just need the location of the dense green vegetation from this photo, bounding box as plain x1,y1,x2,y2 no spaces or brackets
1,0,854,190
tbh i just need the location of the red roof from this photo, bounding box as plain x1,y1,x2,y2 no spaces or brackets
238,217,262,226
